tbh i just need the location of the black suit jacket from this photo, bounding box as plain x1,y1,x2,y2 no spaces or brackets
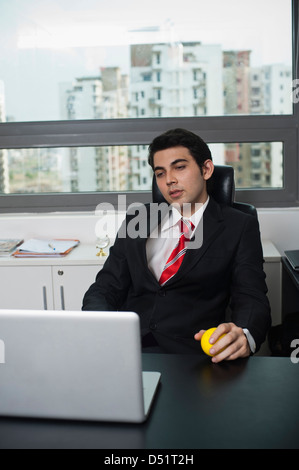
82,198,271,353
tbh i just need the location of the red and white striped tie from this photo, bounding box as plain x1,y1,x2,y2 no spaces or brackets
159,218,195,286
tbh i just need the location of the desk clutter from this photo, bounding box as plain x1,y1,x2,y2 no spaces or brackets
0,239,24,257
2,238,80,258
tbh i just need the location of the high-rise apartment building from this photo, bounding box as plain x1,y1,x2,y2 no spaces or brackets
58,44,288,193
250,64,292,115
60,68,129,192
223,50,251,115
252,64,291,188
130,42,223,118
223,54,290,189
129,42,224,189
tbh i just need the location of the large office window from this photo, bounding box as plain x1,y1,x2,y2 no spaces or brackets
0,0,297,212
2,141,284,194
0,0,292,121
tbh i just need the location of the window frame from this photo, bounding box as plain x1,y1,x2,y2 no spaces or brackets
0,0,298,213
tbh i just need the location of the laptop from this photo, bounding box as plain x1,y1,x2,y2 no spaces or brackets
285,250,299,272
0,309,161,423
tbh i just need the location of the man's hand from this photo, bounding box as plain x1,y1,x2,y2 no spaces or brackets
194,322,251,363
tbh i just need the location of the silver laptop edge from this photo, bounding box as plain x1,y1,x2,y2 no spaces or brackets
0,309,161,423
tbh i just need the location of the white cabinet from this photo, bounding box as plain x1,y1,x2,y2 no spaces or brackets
0,266,54,310
0,264,101,311
52,265,100,311
0,245,104,312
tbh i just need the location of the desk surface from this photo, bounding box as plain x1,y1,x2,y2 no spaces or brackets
0,240,279,267
0,354,298,450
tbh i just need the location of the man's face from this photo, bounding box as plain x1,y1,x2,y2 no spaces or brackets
153,146,214,215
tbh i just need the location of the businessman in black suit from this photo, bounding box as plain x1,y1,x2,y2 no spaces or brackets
83,128,271,361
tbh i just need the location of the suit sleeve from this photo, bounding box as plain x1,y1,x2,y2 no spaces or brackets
82,222,132,311
229,215,271,352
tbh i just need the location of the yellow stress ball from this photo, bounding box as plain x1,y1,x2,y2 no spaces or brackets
201,327,226,357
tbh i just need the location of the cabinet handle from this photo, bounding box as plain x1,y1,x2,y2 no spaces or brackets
42,286,48,310
58,270,64,276
60,286,65,310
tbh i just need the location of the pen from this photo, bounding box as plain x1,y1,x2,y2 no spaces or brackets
48,243,56,251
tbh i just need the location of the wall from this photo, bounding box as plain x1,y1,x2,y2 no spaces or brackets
257,208,299,254
0,207,298,255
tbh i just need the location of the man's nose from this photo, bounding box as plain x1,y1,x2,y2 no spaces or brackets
166,171,177,186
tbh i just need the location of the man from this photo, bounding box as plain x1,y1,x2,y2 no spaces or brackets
83,128,271,361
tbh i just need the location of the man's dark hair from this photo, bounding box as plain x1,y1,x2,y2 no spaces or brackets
148,128,212,171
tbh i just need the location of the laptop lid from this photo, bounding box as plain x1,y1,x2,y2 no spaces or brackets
0,309,160,423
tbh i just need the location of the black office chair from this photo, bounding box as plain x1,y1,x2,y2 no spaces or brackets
152,164,257,218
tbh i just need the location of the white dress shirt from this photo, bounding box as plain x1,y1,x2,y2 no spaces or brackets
146,198,256,353
146,198,209,281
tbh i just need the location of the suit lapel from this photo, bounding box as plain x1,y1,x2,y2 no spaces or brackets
132,202,170,284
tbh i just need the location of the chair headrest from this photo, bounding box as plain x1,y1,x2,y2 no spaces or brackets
207,165,235,205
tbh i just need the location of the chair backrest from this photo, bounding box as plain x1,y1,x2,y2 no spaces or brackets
152,164,257,218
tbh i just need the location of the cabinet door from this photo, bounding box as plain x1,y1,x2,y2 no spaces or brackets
52,265,101,311
0,266,54,310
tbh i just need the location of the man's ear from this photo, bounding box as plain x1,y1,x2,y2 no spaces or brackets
202,159,214,181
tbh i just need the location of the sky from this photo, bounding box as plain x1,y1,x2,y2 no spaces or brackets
0,0,293,121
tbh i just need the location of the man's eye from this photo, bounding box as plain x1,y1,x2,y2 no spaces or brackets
155,172,163,178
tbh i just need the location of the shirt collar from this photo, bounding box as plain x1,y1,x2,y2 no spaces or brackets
160,196,210,233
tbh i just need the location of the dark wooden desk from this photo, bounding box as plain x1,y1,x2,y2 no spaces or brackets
0,354,298,449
